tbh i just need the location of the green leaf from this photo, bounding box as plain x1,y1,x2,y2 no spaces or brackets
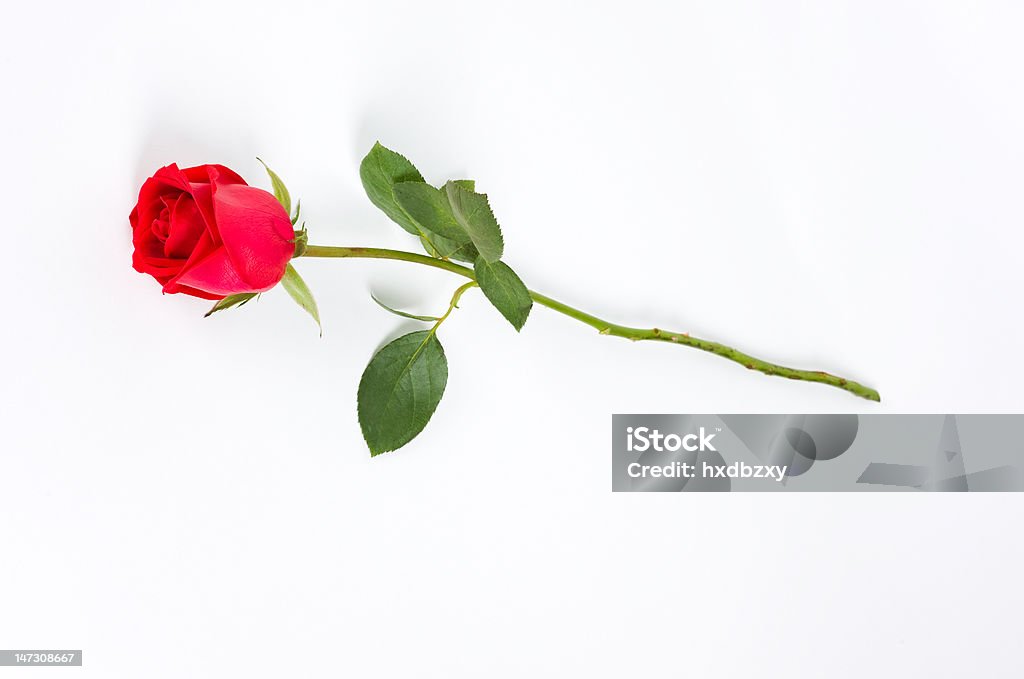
291,198,301,226
393,182,471,244
444,181,504,262
449,179,475,192
257,158,292,216
359,142,426,236
371,293,441,322
420,234,480,262
474,259,533,331
358,330,449,456
426,180,480,261
204,293,258,317
280,263,321,334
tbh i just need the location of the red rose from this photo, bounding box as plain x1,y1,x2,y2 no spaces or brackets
130,163,294,300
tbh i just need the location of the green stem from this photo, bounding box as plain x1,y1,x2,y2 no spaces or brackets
301,245,880,402
430,281,477,334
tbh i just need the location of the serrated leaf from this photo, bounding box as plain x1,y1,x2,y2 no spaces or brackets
428,180,479,261
257,158,292,216
359,142,426,236
474,259,533,331
393,182,471,244
281,263,321,334
444,182,504,262
358,330,448,456
420,234,480,262
371,293,441,322
204,292,257,317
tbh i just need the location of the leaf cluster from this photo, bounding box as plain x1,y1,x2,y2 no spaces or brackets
357,143,534,454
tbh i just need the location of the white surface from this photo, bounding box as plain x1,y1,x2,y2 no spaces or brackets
2,1,1023,676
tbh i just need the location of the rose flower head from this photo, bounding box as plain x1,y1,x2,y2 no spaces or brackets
130,163,295,300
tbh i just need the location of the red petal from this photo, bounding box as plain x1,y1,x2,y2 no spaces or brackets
131,164,191,239
182,164,247,186
161,279,226,300
167,246,250,297
165,195,206,259
212,183,293,290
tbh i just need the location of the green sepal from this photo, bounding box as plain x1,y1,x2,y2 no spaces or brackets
280,263,321,334
292,224,308,258
257,158,292,217
204,293,258,318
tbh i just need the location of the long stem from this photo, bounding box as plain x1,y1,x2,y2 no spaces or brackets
301,245,880,401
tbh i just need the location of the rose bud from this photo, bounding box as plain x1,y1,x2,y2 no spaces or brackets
129,163,295,299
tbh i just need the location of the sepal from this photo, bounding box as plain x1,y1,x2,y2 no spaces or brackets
204,293,258,317
280,263,321,334
292,224,308,258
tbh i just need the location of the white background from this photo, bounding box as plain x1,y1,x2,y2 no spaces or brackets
2,1,1023,676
